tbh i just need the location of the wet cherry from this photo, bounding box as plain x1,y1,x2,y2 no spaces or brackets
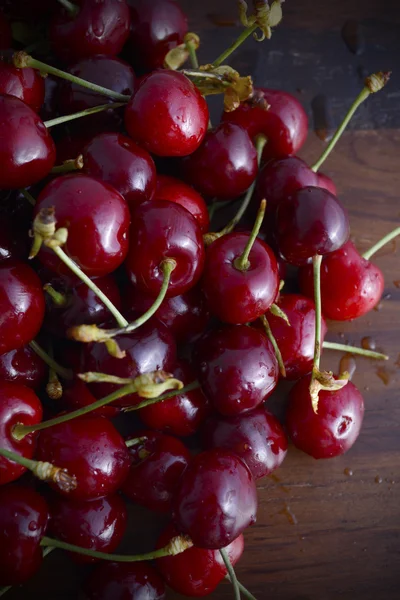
84,561,166,600
0,345,47,389
155,174,210,233
0,50,45,112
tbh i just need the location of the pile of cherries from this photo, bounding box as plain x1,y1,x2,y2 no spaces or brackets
0,0,394,598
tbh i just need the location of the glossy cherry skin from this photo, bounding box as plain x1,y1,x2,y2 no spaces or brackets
35,174,130,278
125,200,205,297
155,174,209,233
48,493,128,564
0,261,45,354
82,132,155,210
122,430,190,513
223,87,308,160
0,382,43,484
173,448,257,549
299,240,385,321
0,345,47,389
36,416,130,500
286,375,365,459
276,186,350,266
202,232,279,324
201,408,287,480
194,326,278,417
62,377,120,419
0,94,56,189
0,12,12,49
139,361,211,437
83,320,176,408
0,486,49,586
84,561,166,600
126,0,188,72
317,172,337,196
50,0,131,63
125,70,208,157
182,123,258,199
0,51,45,113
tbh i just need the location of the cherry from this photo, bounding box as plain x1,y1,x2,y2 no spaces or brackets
62,377,120,419
50,0,131,63
316,171,337,196
194,325,278,416
298,240,385,321
0,485,49,586
0,345,47,389
201,407,288,480
139,361,211,437
82,132,156,211
40,75,59,122
0,94,56,189
84,561,166,600
0,11,12,49
124,70,208,157
222,87,308,159
125,0,188,72
156,524,243,597
0,261,45,354
34,174,130,278
125,200,205,298
0,381,43,484
122,430,190,513
0,50,45,113
276,186,350,266
182,123,258,199
172,448,257,549
48,493,127,564
155,174,210,233
286,374,365,459
36,416,130,500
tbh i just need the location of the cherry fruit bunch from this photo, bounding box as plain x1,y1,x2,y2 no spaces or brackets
0,1,395,599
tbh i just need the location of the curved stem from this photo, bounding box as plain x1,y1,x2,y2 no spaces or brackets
260,315,286,377
323,341,388,361
311,255,323,376
19,188,36,206
220,549,241,600
212,24,258,67
234,200,266,270
29,340,73,380
123,381,200,413
57,0,79,16
362,226,400,260
44,102,126,129
225,576,258,600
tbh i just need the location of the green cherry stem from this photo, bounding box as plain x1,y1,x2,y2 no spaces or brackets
50,155,84,175
220,549,241,600
362,226,400,261
311,254,323,377
43,102,126,129
29,340,73,380
186,38,199,69
43,283,68,307
19,187,36,206
125,436,148,448
123,381,201,413
225,576,258,600
322,341,388,361
234,199,266,270
57,0,79,16
212,24,258,67
260,315,286,377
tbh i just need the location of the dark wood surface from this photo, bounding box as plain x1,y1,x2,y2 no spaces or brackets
9,2,400,599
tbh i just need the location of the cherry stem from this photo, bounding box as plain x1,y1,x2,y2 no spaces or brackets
43,102,126,129
51,155,84,175
125,436,148,448
260,315,286,377
220,549,241,600
362,226,400,260
225,577,258,600
186,38,199,69
311,254,323,377
323,341,388,361
40,534,193,562
212,24,258,67
29,340,73,380
234,199,266,270
57,0,79,16
19,188,36,206
0,587,10,598
123,381,201,413
43,283,68,307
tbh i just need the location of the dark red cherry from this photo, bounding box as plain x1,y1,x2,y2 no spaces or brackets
125,200,205,297
173,448,257,549
0,486,49,586
48,493,128,564
139,361,211,437
182,123,258,199
286,375,365,459
0,382,43,484
0,94,56,189
62,377,120,419
56,130,95,164
299,240,384,321
0,345,47,389
194,326,278,417
126,0,188,72
125,70,208,157
0,261,45,354
276,186,350,266
84,561,166,600
0,50,45,112
83,320,176,408
40,75,59,122
36,416,130,500
156,523,244,597
155,174,209,233
202,232,279,324
122,430,190,513
50,0,131,63
0,215,30,263
34,174,130,278
222,87,308,159
0,12,12,49
82,132,156,210
201,408,287,480
316,172,337,195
